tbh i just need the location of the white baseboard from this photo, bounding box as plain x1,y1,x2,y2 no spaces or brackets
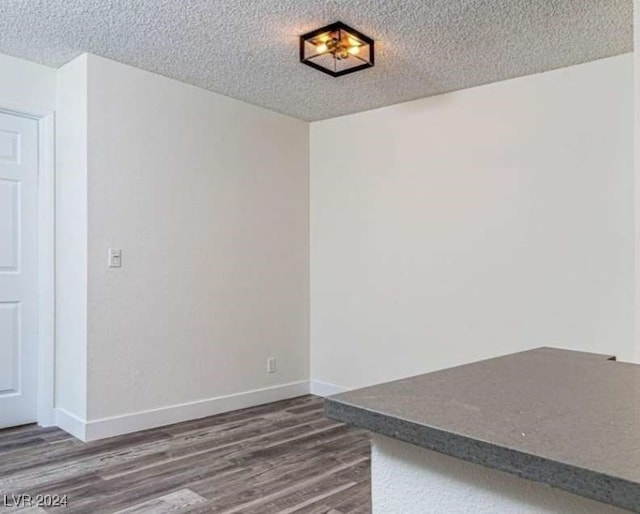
55,380,309,442
309,379,349,397
54,408,87,441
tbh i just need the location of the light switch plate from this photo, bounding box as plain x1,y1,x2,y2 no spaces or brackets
108,248,122,268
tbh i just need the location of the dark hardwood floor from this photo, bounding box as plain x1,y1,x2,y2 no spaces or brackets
0,395,371,513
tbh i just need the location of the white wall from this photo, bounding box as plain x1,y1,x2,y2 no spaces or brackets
310,54,635,390
55,55,89,421
372,435,628,514
83,55,309,422
0,53,56,112
3,47,634,436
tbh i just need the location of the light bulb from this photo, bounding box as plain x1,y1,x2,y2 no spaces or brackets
348,45,360,55
316,43,328,54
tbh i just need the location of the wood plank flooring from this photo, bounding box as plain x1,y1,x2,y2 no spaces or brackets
0,395,371,513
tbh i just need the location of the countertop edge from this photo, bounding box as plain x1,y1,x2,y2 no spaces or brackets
325,398,638,513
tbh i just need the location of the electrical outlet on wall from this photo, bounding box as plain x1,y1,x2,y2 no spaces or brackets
266,357,277,374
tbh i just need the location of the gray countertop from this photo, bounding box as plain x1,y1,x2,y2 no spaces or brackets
325,347,640,512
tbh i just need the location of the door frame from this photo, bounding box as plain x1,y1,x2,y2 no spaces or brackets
0,104,55,427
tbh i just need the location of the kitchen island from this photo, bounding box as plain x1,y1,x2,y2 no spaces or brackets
326,348,640,513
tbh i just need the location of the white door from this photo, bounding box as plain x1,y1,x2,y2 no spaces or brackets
0,111,38,428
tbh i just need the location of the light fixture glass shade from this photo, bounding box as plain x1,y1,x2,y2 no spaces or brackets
300,22,374,77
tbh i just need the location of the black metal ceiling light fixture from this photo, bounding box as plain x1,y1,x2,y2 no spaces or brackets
300,22,374,77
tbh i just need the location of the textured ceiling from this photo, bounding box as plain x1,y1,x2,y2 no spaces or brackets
0,0,632,121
